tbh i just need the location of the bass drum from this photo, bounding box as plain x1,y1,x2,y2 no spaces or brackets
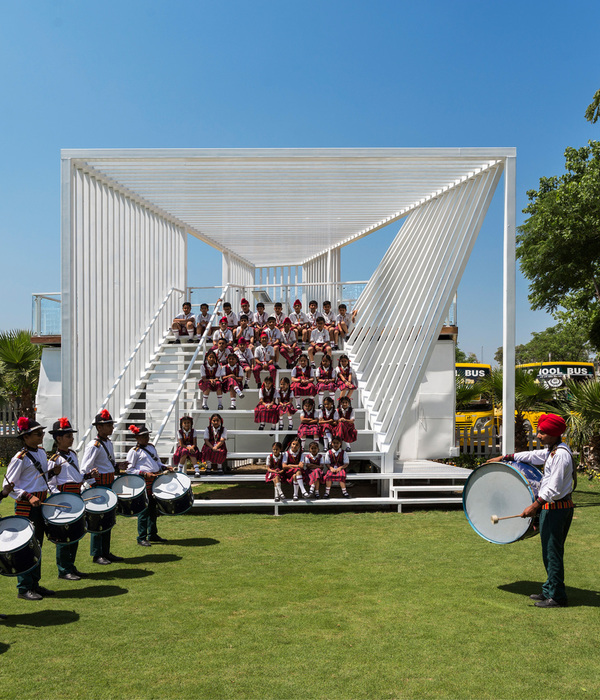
152,473,194,515
0,515,42,576
463,460,542,544
42,492,87,544
84,486,118,533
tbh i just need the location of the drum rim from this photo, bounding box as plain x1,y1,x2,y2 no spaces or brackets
152,472,191,499
84,485,119,512
0,515,36,551
112,474,146,497
42,493,86,522
463,461,538,544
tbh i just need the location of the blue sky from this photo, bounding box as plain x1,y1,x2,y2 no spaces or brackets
1,1,598,363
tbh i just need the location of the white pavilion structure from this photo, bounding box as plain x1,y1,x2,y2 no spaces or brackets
39,147,517,511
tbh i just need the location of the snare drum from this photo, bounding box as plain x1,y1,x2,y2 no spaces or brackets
84,486,118,533
0,516,42,576
112,475,148,516
42,493,87,544
152,473,194,515
463,460,542,544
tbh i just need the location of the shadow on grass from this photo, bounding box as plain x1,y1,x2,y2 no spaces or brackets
1,609,80,628
166,537,219,547
54,585,128,600
123,553,182,565
82,567,155,581
0,642,9,654
499,580,600,607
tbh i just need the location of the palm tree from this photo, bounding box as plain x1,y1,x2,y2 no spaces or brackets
0,330,42,417
480,368,555,452
554,379,600,472
455,377,487,411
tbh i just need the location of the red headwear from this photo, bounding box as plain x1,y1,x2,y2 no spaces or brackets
17,417,30,431
220,316,228,324
100,409,111,420
283,317,292,325
293,299,302,307
59,417,70,429
129,424,140,435
537,413,566,437
241,298,249,305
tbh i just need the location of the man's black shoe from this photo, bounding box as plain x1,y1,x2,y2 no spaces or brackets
534,598,567,608
529,593,546,601
93,556,111,565
58,573,81,581
18,590,43,601
35,586,55,596
137,540,151,547
148,535,167,543
106,553,124,562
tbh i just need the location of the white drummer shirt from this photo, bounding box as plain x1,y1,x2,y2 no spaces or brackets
6,447,51,500
126,444,163,475
48,450,84,493
512,442,573,502
81,437,116,476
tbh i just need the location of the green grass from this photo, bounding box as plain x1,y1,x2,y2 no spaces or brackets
1,471,600,699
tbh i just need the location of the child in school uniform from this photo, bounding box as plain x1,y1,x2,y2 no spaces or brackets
277,376,297,431
253,332,278,387
234,337,253,387
283,436,309,500
303,300,320,343
196,302,212,339
239,297,252,320
319,396,338,451
172,301,196,343
321,300,339,348
173,415,203,475
303,440,324,499
212,317,234,350
308,317,333,365
215,338,232,366
273,302,285,328
335,396,358,452
264,317,283,364
200,414,228,473
279,317,301,368
221,353,246,409
126,424,173,547
198,350,223,410
289,300,309,345
254,376,280,431
316,354,338,408
291,354,317,408
222,302,239,330
235,314,255,351
297,398,320,451
336,354,357,400
265,441,286,502
323,436,351,499
253,302,269,339
336,303,356,343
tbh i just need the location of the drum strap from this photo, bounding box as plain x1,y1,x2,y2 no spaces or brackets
96,439,116,468
138,444,161,465
555,446,577,491
26,451,50,488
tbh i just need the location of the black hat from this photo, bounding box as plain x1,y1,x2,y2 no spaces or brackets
49,417,78,436
17,417,46,436
93,409,115,425
129,424,150,436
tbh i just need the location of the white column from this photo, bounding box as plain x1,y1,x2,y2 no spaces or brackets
502,156,516,454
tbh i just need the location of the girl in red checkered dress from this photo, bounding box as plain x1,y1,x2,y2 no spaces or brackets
254,376,280,431
323,436,350,499
277,377,297,431
291,354,316,409
303,440,324,499
316,354,337,408
173,415,202,475
336,355,357,400
334,396,357,452
297,398,320,450
198,351,223,411
200,414,228,473
265,441,285,502
283,436,309,500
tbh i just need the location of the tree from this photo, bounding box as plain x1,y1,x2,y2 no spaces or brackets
495,322,592,367
554,379,600,472
517,141,600,314
585,88,600,124
455,345,478,363
0,330,42,417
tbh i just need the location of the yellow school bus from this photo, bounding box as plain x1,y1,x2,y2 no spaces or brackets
455,363,494,432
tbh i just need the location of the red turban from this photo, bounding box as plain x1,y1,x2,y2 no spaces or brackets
537,413,566,437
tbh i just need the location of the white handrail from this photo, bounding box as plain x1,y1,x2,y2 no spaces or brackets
153,286,229,446
76,286,185,452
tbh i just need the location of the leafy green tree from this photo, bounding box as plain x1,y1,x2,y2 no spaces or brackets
455,378,485,411
554,379,600,472
494,320,592,366
0,330,42,417
585,88,600,124
455,345,478,363
517,141,600,314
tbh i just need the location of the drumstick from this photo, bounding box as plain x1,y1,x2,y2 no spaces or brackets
44,502,71,509
491,514,524,523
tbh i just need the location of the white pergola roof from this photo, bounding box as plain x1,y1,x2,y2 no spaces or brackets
63,148,515,267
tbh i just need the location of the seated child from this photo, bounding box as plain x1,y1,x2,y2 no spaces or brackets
321,300,339,348
289,299,309,343
215,338,231,365
316,354,337,408
264,317,283,363
254,376,280,431
235,314,255,351
303,441,324,499
198,350,223,410
279,317,301,368
252,302,269,339
336,303,356,342
290,354,316,408
212,317,234,350
253,332,277,387
277,377,297,431
234,337,253,387
308,317,332,365
221,353,245,409
172,301,195,343
196,302,212,339
303,300,320,343
239,297,252,319
273,301,285,328
336,354,357,400
200,413,227,473
297,397,320,450
283,436,309,500
319,396,338,450
335,396,357,452
173,415,203,475
222,302,239,330
266,441,285,502
323,436,350,499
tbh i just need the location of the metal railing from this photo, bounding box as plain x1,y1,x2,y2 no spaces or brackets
31,293,61,336
0,404,18,436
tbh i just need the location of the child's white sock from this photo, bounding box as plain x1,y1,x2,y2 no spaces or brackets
293,481,299,497
297,476,307,494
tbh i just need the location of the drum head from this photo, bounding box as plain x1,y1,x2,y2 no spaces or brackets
152,473,191,499
463,462,537,544
85,487,118,512
42,493,85,523
112,475,146,498
0,516,35,552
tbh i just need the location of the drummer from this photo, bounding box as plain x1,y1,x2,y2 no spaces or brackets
48,417,99,581
81,409,124,566
5,417,61,601
125,424,174,547
488,413,574,608
0,481,14,618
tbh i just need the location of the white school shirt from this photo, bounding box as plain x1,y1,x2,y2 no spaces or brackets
273,312,285,326
196,312,211,326
175,312,196,323
215,348,231,365
302,451,323,467
318,408,339,422
282,449,303,466
306,311,320,327
258,387,280,403
81,437,116,476
236,326,255,344
253,311,268,326
266,453,284,470
48,450,84,493
255,345,275,363
235,347,254,365
212,328,233,344
223,311,239,328
289,311,308,325
126,444,163,475
321,310,336,324
336,365,356,384
310,328,329,344
281,328,298,344
324,449,349,466
338,407,355,422
336,312,353,330
265,327,283,344
203,426,228,442
6,447,51,500
513,443,574,502
200,361,220,379
291,365,314,380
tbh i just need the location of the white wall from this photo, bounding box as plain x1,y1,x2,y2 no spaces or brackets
35,347,62,451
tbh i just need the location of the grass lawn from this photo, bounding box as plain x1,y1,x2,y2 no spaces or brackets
1,469,600,700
